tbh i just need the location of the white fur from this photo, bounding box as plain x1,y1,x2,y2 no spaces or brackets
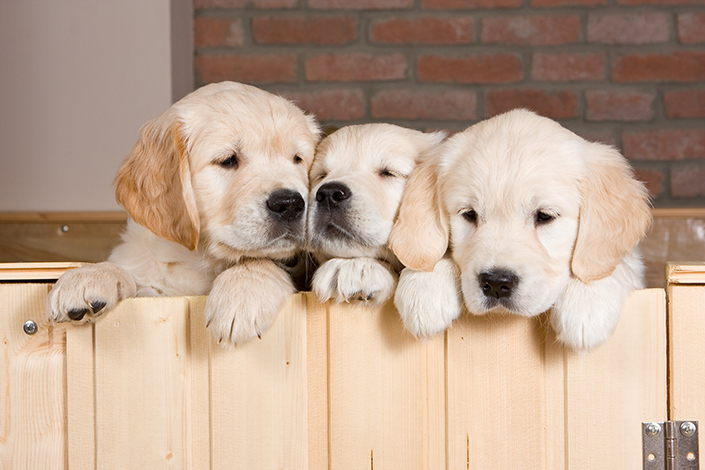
47,81,321,345
312,257,398,305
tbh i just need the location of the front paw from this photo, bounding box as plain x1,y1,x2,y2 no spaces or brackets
312,257,398,306
47,262,137,323
205,260,295,346
394,258,462,339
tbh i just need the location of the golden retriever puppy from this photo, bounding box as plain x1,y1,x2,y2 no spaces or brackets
391,109,651,350
48,81,321,344
308,124,445,305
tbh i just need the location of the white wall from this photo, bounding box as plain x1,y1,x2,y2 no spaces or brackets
0,0,193,211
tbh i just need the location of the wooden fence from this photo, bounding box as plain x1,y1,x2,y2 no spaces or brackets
1,263,702,469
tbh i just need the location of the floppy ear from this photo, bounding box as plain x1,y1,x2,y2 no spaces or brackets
114,111,200,250
571,143,652,283
389,145,450,272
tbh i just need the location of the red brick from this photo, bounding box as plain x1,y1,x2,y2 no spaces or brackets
587,13,669,45
195,0,296,8
370,89,477,120
612,52,705,82
253,16,357,45
671,166,705,197
422,0,522,8
665,89,705,118
532,0,606,7
532,53,604,82
481,15,580,45
417,54,523,84
306,53,407,82
586,90,655,121
623,129,705,161
282,89,365,121
633,168,664,198
370,17,474,45
486,89,578,118
196,54,297,84
678,13,705,44
617,0,704,5
194,18,244,48
308,0,413,8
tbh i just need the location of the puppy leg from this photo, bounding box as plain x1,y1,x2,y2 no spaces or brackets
394,257,463,339
205,258,295,345
312,257,398,306
47,262,138,323
551,251,645,351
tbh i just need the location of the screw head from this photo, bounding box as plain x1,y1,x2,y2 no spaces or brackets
681,422,696,437
23,320,38,335
645,423,662,437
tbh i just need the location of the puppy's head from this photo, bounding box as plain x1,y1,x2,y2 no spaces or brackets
114,81,321,262
308,124,445,263
393,109,651,317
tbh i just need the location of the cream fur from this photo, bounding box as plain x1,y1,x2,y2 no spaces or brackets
392,109,651,350
48,81,321,345
308,124,445,305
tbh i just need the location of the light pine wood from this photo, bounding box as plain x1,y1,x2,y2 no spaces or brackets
0,284,67,470
0,262,82,281
187,296,211,470
93,297,192,469
209,294,309,470
667,264,705,433
325,300,445,470
306,294,330,469
66,322,96,470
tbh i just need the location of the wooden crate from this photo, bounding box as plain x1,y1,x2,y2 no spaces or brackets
0,262,679,469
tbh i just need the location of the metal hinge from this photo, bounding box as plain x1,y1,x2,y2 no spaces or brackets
643,421,699,470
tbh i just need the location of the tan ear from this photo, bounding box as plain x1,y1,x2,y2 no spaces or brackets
389,147,450,271
572,143,652,282
114,113,200,250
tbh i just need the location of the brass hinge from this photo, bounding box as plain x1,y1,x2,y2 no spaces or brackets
643,421,699,470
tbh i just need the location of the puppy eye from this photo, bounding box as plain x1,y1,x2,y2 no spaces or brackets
462,209,478,224
313,171,328,182
535,210,556,225
216,154,238,169
294,154,303,164
378,168,400,178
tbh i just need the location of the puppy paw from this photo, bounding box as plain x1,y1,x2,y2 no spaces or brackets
312,257,398,306
394,258,463,339
205,259,295,346
47,262,137,323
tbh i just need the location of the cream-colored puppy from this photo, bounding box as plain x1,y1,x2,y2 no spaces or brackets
308,124,445,305
391,109,651,350
48,81,321,345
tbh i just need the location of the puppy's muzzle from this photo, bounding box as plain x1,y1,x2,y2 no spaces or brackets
316,182,351,210
267,189,305,222
479,269,519,299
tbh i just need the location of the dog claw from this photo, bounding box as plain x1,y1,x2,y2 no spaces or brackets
90,301,107,314
68,308,88,321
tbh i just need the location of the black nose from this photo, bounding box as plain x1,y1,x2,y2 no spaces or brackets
266,190,305,222
479,270,519,299
316,182,351,209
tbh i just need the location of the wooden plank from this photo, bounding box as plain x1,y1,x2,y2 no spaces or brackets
564,289,667,469
668,283,705,433
187,296,211,470
93,297,191,469
446,312,566,470
0,211,127,222
66,322,96,470
209,294,308,470
326,301,445,470
666,262,705,285
0,283,67,470
306,293,329,470
0,262,83,281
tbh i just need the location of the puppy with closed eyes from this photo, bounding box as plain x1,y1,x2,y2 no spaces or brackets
308,124,445,306
391,109,651,350
48,81,321,345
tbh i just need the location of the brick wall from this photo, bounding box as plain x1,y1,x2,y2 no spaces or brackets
194,0,705,206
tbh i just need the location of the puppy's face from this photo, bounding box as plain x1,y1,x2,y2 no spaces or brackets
115,82,321,262
441,114,585,317
308,124,444,261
